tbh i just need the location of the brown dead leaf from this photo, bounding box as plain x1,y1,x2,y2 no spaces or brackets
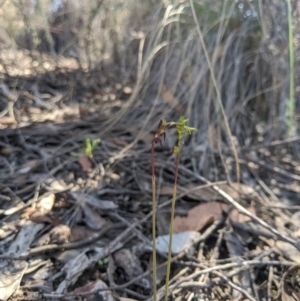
173,201,228,233
276,241,300,264
70,226,96,242
24,194,55,224
113,249,144,279
73,280,115,301
80,202,107,230
29,211,54,224
49,225,71,244
78,156,92,172
229,206,256,223
36,194,55,215
113,249,150,289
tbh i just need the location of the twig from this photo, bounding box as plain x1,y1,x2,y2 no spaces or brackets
267,265,274,301
0,223,122,260
179,167,300,250
243,156,300,182
43,208,221,300
172,260,292,279
179,276,256,301
108,212,152,247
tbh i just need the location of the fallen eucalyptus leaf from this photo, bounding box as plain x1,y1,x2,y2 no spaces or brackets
80,202,106,230
73,279,115,301
36,193,55,214
113,248,150,289
276,241,300,264
0,260,28,301
85,194,118,210
173,202,227,233
155,231,201,255
225,232,252,299
8,221,44,254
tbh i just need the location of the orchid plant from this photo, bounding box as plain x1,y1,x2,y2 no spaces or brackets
151,116,197,301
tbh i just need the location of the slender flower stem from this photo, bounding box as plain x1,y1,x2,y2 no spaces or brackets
151,143,157,301
164,151,180,301
151,117,196,301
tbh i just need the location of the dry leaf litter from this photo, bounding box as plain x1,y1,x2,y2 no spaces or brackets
1,50,300,301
